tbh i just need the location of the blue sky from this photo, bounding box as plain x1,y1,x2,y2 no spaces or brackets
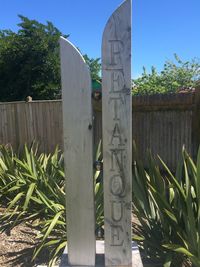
0,0,200,78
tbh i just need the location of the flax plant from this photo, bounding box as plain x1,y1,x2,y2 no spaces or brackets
33,140,104,266
0,144,65,229
132,143,200,267
0,142,104,266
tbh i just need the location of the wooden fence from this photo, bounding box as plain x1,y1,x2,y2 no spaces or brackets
0,92,200,170
0,100,63,153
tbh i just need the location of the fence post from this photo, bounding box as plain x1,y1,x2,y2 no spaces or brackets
192,88,200,158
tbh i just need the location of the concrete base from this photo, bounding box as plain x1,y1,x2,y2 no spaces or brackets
60,241,143,267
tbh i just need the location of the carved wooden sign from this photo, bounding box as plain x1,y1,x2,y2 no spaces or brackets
102,0,132,265
60,0,133,266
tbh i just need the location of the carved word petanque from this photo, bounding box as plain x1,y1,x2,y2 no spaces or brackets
107,39,131,248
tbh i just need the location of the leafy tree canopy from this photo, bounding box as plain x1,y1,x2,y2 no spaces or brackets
133,54,200,95
0,15,101,102
83,54,101,82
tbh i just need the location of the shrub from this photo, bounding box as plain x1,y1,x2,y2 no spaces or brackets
0,142,103,266
133,54,200,95
0,144,65,228
2,141,200,266
132,143,200,267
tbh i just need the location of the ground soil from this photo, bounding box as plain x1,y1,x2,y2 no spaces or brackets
0,207,49,267
0,209,169,267
0,212,141,267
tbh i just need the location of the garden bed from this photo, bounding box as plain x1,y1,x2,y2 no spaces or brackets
0,208,49,267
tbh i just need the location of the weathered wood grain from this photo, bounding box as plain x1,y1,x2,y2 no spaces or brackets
0,92,196,171
102,0,132,265
60,37,95,266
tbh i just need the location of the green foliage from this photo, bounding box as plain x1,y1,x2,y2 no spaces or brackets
94,141,104,234
0,15,67,101
0,16,101,102
133,54,200,95
0,144,65,227
0,143,103,266
132,143,200,266
83,54,101,81
0,143,66,266
2,140,200,266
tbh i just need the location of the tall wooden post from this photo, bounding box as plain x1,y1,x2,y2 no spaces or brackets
102,0,132,265
60,37,95,266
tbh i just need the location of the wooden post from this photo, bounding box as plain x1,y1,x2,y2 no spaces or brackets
60,37,95,266
102,0,132,265
192,88,200,158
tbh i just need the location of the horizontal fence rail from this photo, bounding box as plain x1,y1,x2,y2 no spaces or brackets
0,92,199,170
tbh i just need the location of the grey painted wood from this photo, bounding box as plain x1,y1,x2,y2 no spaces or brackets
60,37,95,266
102,0,132,265
60,241,143,267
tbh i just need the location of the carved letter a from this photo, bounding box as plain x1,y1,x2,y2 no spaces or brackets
110,123,123,146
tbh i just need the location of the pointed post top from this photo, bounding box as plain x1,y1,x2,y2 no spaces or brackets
101,0,132,265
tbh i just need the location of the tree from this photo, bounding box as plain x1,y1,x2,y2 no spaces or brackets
0,16,101,101
83,54,101,81
0,15,67,101
133,54,200,95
